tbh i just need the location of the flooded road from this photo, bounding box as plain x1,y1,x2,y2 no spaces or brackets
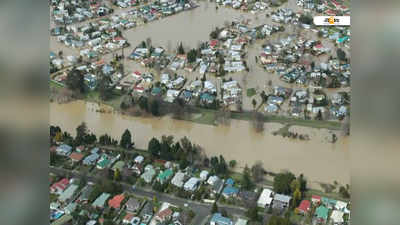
50,101,349,188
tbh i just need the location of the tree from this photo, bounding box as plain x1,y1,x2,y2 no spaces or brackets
242,165,254,190
252,99,257,109
150,99,160,116
229,160,237,168
267,215,290,225
273,172,296,195
120,129,133,149
148,137,161,157
177,42,185,54
251,161,265,183
336,48,347,61
75,122,89,146
339,186,350,199
138,97,148,111
211,202,219,214
114,168,121,181
292,188,302,207
98,74,113,101
299,14,313,25
187,49,197,63
66,69,85,93
246,206,259,221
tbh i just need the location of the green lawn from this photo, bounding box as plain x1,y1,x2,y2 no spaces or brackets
247,88,257,97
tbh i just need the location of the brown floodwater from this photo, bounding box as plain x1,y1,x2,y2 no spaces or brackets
50,100,349,188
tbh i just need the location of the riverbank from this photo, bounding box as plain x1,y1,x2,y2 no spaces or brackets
51,80,342,130
50,100,349,189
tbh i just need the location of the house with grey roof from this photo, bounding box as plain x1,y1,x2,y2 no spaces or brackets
83,152,99,165
56,144,72,156
58,184,78,203
272,194,292,209
126,198,141,213
141,166,156,183
171,172,186,188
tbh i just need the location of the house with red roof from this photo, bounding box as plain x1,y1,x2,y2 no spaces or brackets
297,200,311,214
69,152,84,163
108,194,125,209
155,208,173,223
312,195,321,205
123,212,135,224
50,178,69,194
209,40,219,49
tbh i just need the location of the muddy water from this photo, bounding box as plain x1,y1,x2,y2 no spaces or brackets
50,100,349,187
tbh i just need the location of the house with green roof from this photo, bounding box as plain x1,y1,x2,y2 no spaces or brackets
157,169,174,184
321,197,337,209
315,205,329,222
92,193,111,208
112,160,125,172
96,154,111,169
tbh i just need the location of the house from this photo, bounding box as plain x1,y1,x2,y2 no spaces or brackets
315,205,329,222
131,163,143,175
126,198,141,213
297,200,311,214
238,191,258,205
222,186,239,198
64,202,77,214
50,178,69,194
330,210,344,224
335,201,348,212
235,218,248,225
210,213,233,225
108,194,125,209
311,195,321,205
123,212,135,224
83,152,100,165
273,194,292,209
321,197,337,209
225,178,234,186
199,170,209,181
155,208,173,223
141,165,156,183
183,177,200,192
157,169,174,184
140,201,154,223
212,178,224,195
96,154,111,169
134,155,144,164
59,184,78,202
257,189,274,208
171,172,186,188
75,146,85,153
77,185,93,203
92,193,111,208
112,161,125,172
131,164,143,175
56,144,72,156
69,152,84,163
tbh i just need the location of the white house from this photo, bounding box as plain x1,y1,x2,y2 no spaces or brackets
257,188,274,208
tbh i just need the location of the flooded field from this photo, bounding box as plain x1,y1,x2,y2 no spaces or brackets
50,100,349,188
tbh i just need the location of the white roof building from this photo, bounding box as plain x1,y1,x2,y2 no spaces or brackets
330,210,344,224
257,188,274,208
199,170,209,181
171,172,186,188
183,177,200,192
134,155,144,164
207,175,220,185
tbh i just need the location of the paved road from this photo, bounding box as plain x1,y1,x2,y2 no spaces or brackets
50,166,248,225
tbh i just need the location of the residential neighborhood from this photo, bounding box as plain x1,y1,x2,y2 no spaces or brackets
50,0,351,224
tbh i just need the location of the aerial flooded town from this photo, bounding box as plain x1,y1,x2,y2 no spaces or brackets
49,0,351,224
